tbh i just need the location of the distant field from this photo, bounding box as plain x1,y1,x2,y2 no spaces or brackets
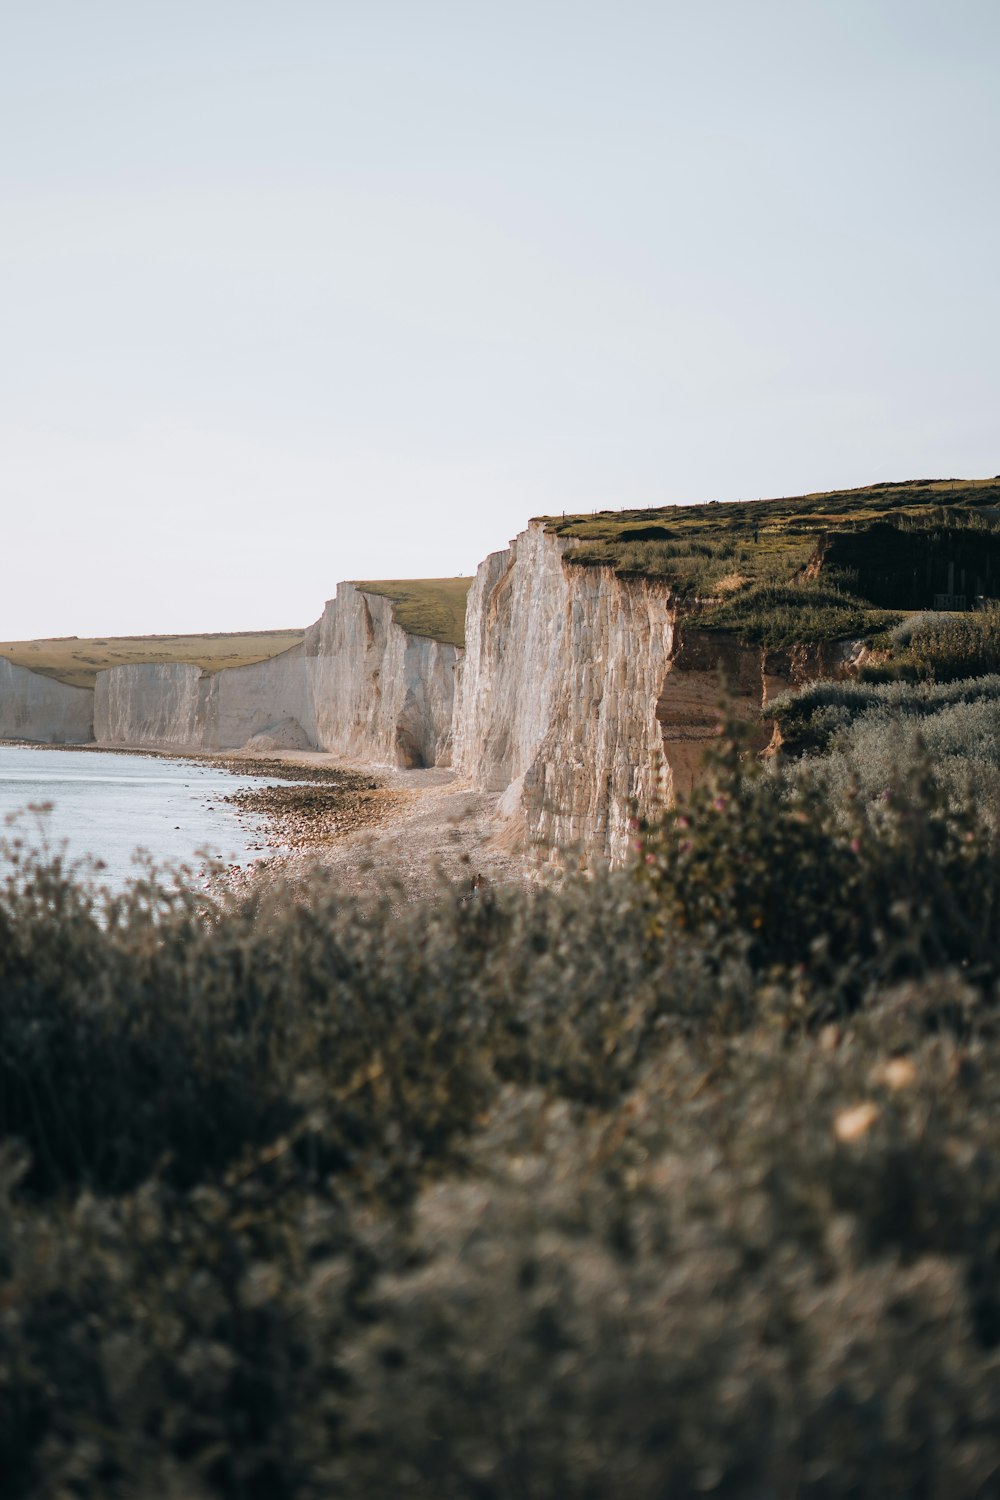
0,630,306,691
354,578,472,648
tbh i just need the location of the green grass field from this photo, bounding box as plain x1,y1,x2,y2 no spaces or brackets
354,577,473,647
0,629,306,691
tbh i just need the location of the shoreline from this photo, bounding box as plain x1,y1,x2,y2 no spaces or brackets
0,739,528,899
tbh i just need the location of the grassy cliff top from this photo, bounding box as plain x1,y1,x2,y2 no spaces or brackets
354,577,472,648
539,477,1000,645
0,629,306,691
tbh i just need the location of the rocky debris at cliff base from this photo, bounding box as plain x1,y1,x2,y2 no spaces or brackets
280,774,530,906
241,717,314,753
193,755,529,904
206,754,371,785
222,775,411,852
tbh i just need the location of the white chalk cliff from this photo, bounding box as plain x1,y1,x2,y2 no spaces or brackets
452,523,864,862
94,647,319,753
94,587,459,768
0,660,94,744
8,523,860,864
453,524,675,863
95,662,209,750
306,584,458,767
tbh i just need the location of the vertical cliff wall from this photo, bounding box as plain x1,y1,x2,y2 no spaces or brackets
453,524,675,863
96,647,321,752
207,646,318,750
0,660,94,744
95,663,207,748
307,583,459,768
452,523,868,864
94,588,458,765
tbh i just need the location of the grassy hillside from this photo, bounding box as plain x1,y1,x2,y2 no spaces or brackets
354,576,472,647
0,628,306,691
541,476,1000,644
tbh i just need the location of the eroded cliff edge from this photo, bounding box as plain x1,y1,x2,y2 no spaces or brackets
306,584,457,767
656,628,868,800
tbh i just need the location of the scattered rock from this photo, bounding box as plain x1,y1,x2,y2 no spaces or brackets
222,770,410,851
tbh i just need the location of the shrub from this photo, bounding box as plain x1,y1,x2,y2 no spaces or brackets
863,604,1000,684
699,583,899,648
5,753,1000,1495
769,672,1000,755
7,1002,1000,1499
633,730,1000,993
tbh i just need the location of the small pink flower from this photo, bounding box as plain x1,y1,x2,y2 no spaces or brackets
713,796,728,812
849,837,861,854
675,815,689,829
645,853,656,865
632,840,643,853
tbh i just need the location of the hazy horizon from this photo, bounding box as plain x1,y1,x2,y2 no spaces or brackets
4,1,998,637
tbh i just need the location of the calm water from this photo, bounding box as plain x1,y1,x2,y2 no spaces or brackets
0,746,279,888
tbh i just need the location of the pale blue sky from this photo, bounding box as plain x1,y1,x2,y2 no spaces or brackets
2,1,997,635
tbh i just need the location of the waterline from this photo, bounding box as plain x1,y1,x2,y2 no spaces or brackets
0,746,278,888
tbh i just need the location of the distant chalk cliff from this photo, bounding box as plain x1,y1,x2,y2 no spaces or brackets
5,523,863,863
0,659,94,744
93,586,459,770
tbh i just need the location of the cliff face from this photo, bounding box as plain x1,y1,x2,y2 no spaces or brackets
210,647,318,750
81,530,867,861
453,524,869,863
94,589,458,765
95,663,207,748
657,628,868,799
0,660,94,744
94,648,319,752
454,525,675,863
307,584,458,768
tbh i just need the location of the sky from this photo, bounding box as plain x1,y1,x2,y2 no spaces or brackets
2,0,998,636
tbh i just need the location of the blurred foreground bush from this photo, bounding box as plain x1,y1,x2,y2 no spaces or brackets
2,757,1000,1497
634,731,1000,995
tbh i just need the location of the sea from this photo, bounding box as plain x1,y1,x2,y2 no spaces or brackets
0,745,278,889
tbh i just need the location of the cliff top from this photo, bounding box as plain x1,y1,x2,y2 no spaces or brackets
353,577,472,648
540,476,1000,646
0,629,306,691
